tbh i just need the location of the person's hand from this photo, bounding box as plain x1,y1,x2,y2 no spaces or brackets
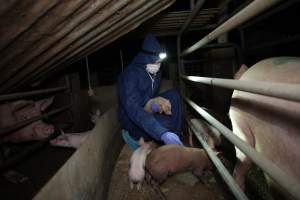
155,97,172,115
160,131,183,145
144,97,172,115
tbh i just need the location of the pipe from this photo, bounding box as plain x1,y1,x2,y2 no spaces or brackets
0,86,67,102
190,0,195,10
179,0,206,36
181,0,283,56
184,97,300,200
188,119,248,200
181,75,300,102
0,105,70,138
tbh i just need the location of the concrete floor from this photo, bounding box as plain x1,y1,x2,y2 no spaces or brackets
108,145,233,200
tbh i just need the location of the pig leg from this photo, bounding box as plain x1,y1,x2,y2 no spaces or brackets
193,167,204,178
231,114,255,190
136,182,142,190
130,181,134,190
188,128,194,147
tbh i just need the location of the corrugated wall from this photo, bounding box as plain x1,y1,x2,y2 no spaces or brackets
0,0,175,93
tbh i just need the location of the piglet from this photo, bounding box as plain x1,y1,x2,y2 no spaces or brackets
128,137,152,190
146,145,213,184
50,109,101,149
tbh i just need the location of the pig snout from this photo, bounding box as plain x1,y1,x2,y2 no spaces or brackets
33,122,54,139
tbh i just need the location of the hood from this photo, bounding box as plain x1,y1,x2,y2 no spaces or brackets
130,34,163,68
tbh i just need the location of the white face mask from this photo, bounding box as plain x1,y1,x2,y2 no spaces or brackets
146,63,161,74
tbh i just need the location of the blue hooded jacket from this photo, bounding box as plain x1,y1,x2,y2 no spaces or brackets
117,34,168,140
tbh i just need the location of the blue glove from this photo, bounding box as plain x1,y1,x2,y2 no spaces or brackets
151,102,160,113
161,131,183,146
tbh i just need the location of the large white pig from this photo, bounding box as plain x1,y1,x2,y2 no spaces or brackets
229,57,300,198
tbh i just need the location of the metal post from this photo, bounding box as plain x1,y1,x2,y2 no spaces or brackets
181,75,300,102
184,96,300,200
188,119,248,200
0,87,67,102
179,0,206,36
181,0,283,56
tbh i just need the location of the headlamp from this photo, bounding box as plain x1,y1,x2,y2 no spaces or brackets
159,52,167,60
141,49,167,62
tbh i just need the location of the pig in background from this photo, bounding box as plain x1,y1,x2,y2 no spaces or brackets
50,109,101,149
0,97,55,143
229,57,300,198
128,138,153,190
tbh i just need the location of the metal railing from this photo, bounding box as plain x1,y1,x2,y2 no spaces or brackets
176,0,300,199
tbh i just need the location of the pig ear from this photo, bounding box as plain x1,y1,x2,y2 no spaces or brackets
36,96,54,111
139,137,145,145
11,100,33,112
234,64,248,80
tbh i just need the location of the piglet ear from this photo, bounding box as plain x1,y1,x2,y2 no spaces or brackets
139,137,145,146
35,96,54,111
234,64,248,80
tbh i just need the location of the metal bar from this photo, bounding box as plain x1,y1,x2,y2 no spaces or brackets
181,0,283,56
0,105,70,137
152,24,217,32
0,86,67,102
190,0,195,10
161,9,220,16
163,13,214,19
157,18,212,24
153,22,210,28
188,119,248,200
181,75,300,102
179,0,206,36
240,0,297,29
0,135,53,172
184,97,300,200
183,59,208,64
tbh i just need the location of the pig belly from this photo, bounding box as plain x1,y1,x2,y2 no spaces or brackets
229,57,300,194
